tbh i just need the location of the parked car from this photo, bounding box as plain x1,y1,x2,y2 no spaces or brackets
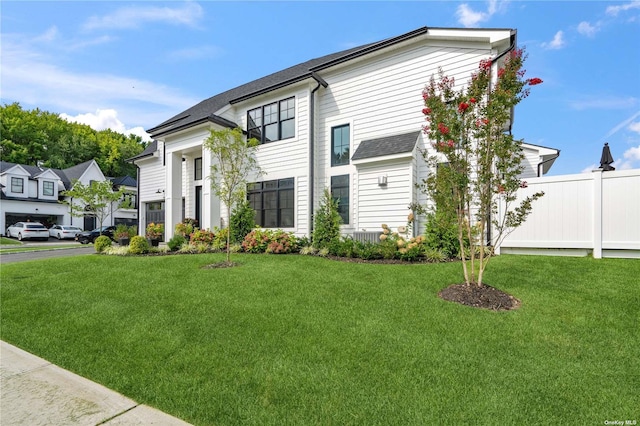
6,222,50,241
49,225,83,240
75,226,116,244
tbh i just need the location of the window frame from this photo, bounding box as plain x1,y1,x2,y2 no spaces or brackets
331,174,350,225
247,177,295,228
247,97,295,145
194,157,203,181
43,180,55,196
11,177,24,194
331,124,351,167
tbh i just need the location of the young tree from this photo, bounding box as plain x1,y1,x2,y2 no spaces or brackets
61,180,126,232
203,127,262,265
417,49,544,286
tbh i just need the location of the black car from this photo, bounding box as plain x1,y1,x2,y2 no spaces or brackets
75,226,116,244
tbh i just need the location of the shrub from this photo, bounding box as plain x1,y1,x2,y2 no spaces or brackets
242,229,298,254
145,222,164,240
424,247,447,263
114,223,131,240
190,228,216,244
175,221,195,238
212,227,229,251
424,212,464,259
230,200,256,244
313,188,342,249
94,235,112,253
355,241,382,260
129,235,150,254
167,234,186,252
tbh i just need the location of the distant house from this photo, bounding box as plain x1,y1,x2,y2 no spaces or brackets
133,26,559,241
0,159,137,235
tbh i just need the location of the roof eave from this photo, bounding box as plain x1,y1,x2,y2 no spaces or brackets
150,115,238,139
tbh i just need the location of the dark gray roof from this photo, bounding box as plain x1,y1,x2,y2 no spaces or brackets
110,175,137,188
148,27,432,138
351,131,421,161
127,140,157,162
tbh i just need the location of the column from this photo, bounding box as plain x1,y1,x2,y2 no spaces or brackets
165,151,182,240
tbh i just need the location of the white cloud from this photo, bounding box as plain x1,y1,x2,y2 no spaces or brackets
456,0,506,27
577,21,599,37
34,26,59,43
629,122,640,134
603,111,640,139
83,1,204,31
606,0,640,16
542,31,566,50
1,37,198,132
581,163,598,173
60,109,153,142
624,145,640,161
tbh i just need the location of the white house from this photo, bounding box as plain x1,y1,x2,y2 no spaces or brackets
0,159,137,235
134,26,558,241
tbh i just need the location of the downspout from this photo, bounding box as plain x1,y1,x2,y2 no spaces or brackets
486,31,517,247
309,72,328,236
537,151,560,177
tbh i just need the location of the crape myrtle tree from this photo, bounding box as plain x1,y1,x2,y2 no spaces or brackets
61,180,127,233
204,127,263,265
417,48,544,286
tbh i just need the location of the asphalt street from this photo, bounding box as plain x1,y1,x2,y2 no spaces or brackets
0,241,95,264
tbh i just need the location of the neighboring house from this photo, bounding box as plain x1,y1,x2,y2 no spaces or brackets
134,26,559,241
0,159,137,235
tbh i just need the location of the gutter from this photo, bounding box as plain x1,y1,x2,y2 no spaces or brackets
537,151,561,177
309,72,328,236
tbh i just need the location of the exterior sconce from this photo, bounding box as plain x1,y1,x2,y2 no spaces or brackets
378,175,387,187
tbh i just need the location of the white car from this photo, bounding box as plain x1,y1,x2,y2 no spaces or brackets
49,225,83,240
6,222,50,241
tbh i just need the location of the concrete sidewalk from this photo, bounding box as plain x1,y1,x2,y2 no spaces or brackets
0,341,192,425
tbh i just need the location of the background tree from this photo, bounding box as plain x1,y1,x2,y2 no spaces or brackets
417,49,544,286
0,103,145,177
61,180,126,232
203,127,262,265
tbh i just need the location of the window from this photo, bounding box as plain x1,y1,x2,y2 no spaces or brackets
331,124,350,166
247,97,295,144
194,157,202,180
11,177,23,193
43,181,54,196
331,175,350,224
247,178,295,228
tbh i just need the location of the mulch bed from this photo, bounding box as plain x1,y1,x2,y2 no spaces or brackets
438,283,521,311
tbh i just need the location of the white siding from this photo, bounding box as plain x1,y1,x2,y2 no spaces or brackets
355,159,414,233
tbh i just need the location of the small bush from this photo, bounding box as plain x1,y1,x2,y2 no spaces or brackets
94,235,112,253
129,235,150,254
103,246,129,256
424,247,447,263
230,200,256,244
167,234,186,252
175,221,195,238
312,188,342,249
242,229,298,254
212,227,229,251
190,229,216,244
424,212,463,259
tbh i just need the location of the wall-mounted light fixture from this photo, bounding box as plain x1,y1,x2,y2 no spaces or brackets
378,175,388,187
156,189,165,194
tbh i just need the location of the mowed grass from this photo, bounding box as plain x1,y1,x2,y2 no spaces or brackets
1,253,638,425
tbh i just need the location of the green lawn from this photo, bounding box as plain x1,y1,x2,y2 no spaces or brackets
1,254,638,425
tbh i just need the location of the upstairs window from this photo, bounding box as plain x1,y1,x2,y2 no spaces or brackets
43,181,54,196
11,177,24,193
247,178,295,228
331,124,350,166
247,97,295,144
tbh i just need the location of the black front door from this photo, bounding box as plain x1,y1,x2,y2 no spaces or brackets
195,186,202,228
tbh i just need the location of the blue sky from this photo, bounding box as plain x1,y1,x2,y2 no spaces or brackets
2,0,639,175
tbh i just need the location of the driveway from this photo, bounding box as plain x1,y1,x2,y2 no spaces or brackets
0,241,95,264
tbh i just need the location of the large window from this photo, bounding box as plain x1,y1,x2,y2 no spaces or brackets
331,175,350,225
331,124,350,166
194,157,202,180
43,181,54,196
11,177,23,193
247,178,295,228
247,97,295,144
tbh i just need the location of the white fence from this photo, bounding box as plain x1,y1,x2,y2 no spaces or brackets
497,169,640,259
